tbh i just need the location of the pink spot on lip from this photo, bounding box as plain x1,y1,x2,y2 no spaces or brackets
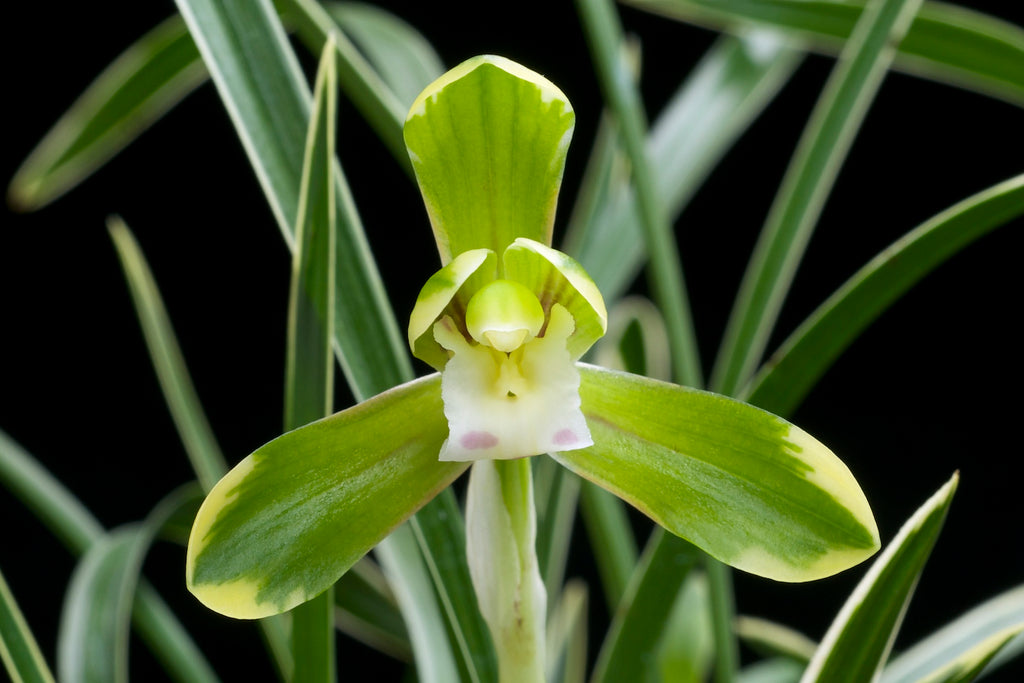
554,429,578,446
461,431,499,449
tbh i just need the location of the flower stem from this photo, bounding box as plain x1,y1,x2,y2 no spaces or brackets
466,459,546,682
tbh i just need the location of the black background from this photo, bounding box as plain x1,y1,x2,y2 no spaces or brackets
3,1,1023,680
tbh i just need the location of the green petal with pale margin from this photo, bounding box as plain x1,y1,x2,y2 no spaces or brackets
552,366,879,582
404,55,575,263
187,375,465,619
504,238,608,360
408,248,496,370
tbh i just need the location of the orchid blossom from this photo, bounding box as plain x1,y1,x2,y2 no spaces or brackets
186,57,879,673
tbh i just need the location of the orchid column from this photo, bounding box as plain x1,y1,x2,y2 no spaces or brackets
403,56,603,680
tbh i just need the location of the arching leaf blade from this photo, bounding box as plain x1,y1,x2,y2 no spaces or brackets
745,174,1024,416
57,487,200,683
8,16,206,212
882,584,1024,683
623,0,1024,107
801,474,958,682
324,2,444,109
0,566,56,683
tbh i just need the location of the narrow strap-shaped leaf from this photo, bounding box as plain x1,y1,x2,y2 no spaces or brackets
409,487,499,683
590,531,701,683
558,365,879,582
655,572,714,683
173,0,411,394
576,0,702,388
374,526,462,683
334,559,410,661
906,626,1024,683
545,579,588,683
57,486,201,683
738,658,804,683
736,617,816,663
533,456,581,613
0,565,56,683
801,474,958,682
108,218,227,492
881,584,1024,683
285,36,338,436
0,432,218,683
9,1,436,212
7,16,206,211
623,0,1024,107
566,33,800,302
578,482,637,610
0,430,103,553
109,219,291,677
279,0,412,173
712,0,924,396
324,2,444,109
285,39,339,683
745,173,1024,416
186,375,466,618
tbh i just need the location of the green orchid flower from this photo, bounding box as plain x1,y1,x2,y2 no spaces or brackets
409,239,606,461
186,55,879,631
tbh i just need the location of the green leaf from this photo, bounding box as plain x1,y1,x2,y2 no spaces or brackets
590,531,701,683
173,0,411,395
908,626,1024,683
593,297,671,382
408,487,498,683
565,32,800,303
534,456,581,617
57,487,200,683
7,17,206,212
622,0,1024,107
186,375,467,619
745,173,1024,417
286,37,338,434
545,579,588,683
576,0,702,387
736,616,816,663
578,482,638,611
802,474,958,682
285,40,339,683
279,0,412,172
654,573,714,683
712,0,924,396
0,565,56,683
108,218,228,492
334,559,410,661
374,527,464,683
882,584,1024,683
403,55,575,262
8,1,437,211
324,2,444,109
737,658,804,683
555,365,879,582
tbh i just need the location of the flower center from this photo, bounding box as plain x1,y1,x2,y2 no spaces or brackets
466,280,545,353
